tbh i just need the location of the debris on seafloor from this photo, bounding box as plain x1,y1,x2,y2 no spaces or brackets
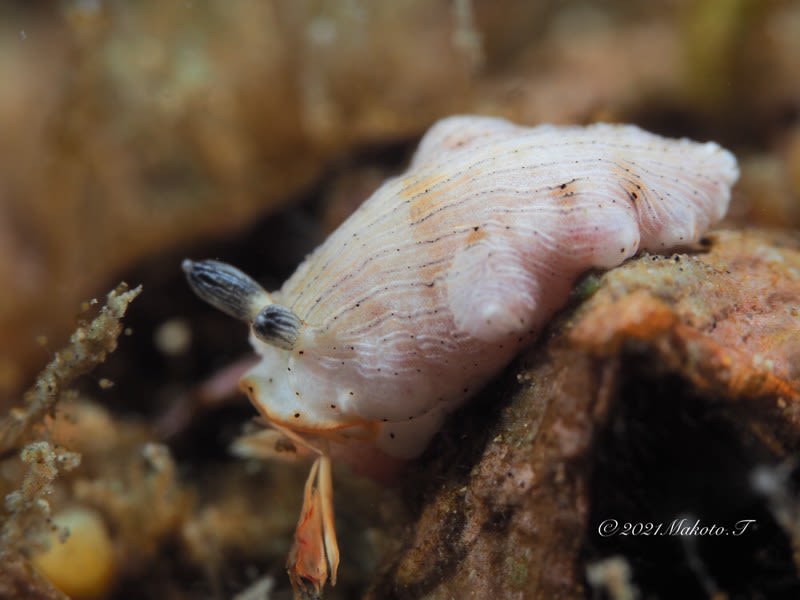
366,229,800,599
231,575,275,600
69,442,190,575
0,441,77,600
586,555,637,600
30,506,115,600
751,460,800,571
0,284,141,600
0,284,142,456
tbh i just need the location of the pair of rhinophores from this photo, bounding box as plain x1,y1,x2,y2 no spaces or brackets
183,115,739,597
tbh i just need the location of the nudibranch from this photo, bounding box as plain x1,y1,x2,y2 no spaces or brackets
183,115,738,597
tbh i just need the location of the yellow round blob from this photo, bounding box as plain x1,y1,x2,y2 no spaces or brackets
32,507,116,600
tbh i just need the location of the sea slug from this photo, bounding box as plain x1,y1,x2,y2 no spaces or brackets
183,115,739,597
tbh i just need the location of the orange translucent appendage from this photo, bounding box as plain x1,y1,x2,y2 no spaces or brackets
287,456,339,599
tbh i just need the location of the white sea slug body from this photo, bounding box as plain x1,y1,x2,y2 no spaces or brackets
183,115,738,597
